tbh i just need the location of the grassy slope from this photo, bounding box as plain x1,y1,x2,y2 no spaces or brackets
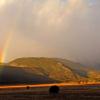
9,57,100,82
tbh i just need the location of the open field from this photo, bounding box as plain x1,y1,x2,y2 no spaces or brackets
0,83,100,100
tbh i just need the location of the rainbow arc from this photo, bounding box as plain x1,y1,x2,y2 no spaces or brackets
0,0,88,63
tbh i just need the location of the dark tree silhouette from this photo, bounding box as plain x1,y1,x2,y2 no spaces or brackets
49,85,60,95
26,86,30,89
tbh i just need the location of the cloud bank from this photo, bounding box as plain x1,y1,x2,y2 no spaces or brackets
0,0,100,68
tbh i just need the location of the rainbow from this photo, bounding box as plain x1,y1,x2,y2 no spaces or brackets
1,32,13,63
0,0,87,63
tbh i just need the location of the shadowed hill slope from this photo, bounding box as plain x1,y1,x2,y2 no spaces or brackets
0,66,57,85
0,65,57,85
8,57,100,83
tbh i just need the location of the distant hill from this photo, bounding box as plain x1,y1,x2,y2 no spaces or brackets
7,57,100,83
0,65,57,85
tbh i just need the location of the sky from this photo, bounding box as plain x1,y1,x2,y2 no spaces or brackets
0,0,100,68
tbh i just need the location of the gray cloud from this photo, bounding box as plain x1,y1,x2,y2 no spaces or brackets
0,0,100,68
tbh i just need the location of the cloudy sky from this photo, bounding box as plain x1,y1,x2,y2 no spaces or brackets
0,0,100,68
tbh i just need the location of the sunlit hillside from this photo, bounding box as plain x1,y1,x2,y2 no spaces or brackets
8,57,100,83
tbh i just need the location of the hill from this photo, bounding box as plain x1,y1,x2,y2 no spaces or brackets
8,57,100,83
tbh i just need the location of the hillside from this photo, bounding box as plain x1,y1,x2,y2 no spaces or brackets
8,57,100,83
0,66,57,85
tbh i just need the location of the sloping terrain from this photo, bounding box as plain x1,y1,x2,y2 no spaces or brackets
0,65,57,85
8,57,100,83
